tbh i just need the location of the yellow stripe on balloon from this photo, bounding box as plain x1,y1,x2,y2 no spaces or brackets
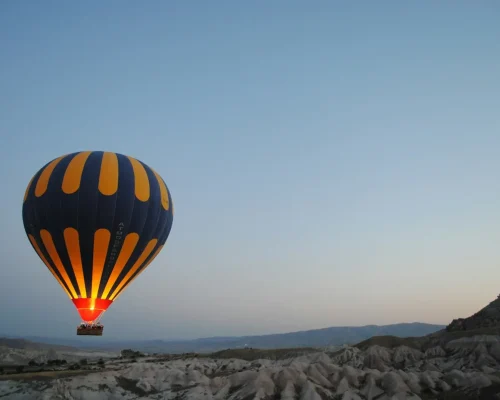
111,244,164,301
127,156,150,202
30,233,73,299
35,155,67,197
109,239,158,300
62,151,92,194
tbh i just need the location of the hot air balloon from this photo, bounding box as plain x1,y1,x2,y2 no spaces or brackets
22,151,174,336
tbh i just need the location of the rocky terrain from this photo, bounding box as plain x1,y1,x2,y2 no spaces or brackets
1,297,500,399
1,337,500,399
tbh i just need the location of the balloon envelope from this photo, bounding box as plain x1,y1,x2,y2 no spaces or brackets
22,151,174,323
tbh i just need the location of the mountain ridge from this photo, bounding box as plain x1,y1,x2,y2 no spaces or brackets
447,294,500,332
1,321,445,353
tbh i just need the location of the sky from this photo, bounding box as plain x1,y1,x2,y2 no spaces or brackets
0,1,499,341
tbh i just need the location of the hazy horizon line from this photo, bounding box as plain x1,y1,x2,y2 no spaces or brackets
1,320,447,343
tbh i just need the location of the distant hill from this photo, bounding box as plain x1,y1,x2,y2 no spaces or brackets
0,337,117,366
352,295,500,352
11,322,445,353
0,337,77,352
447,294,500,332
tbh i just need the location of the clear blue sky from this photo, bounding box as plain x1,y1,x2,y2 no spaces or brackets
1,1,499,340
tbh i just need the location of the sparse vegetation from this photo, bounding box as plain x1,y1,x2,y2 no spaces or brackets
208,347,318,361
115,376,155,396
0,369,94,381
120,349,145,358
98,383,111,392
47,359,67,366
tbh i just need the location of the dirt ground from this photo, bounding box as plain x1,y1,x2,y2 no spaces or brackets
0,369,94,382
